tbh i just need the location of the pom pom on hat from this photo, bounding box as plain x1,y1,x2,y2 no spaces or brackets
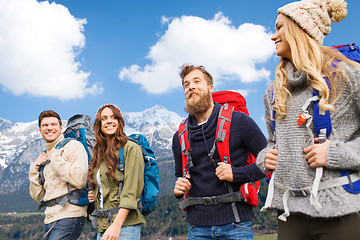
278,0,347,44
327,0,347,22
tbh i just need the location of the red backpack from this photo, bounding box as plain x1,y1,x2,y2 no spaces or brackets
177,91,260,213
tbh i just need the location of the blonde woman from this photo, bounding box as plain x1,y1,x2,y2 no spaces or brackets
256,0,360,239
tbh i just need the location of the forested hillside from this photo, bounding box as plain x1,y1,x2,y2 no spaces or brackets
0,180,277,239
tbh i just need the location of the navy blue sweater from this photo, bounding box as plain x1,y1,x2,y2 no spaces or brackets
172,102,267,226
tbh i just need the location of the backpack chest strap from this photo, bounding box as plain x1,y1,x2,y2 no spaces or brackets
270,172,360,221
178,191,244,209
90,207,119,230
37,188,85,210
38,194,69,210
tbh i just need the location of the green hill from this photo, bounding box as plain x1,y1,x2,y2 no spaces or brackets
0,180,277,239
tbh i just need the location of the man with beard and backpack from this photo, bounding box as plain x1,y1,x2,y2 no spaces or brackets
172,64,267,240
29,110,89,240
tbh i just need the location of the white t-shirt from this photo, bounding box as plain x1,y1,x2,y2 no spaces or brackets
96,169,104,209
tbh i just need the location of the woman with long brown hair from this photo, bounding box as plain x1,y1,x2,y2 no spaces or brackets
88,104,145,240
256,0,360,239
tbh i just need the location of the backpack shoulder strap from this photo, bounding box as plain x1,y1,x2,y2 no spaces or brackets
178,119,192,177
214,104,241,221
116,137,139,197
117,137,137,169
312,77,332,142
215,103,234,164
270,86,276,136
117,147,125,197
55,137,74,150
39,137,74,185
118,148,125,169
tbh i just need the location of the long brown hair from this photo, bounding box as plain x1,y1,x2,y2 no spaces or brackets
87,104,127,188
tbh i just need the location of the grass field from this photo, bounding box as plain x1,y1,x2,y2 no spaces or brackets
254,234,277,240
12,212,43,217
0,212,43,217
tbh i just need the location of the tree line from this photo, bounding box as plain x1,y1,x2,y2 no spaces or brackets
0,180,277,239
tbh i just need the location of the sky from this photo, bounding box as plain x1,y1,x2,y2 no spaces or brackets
0,0,359,134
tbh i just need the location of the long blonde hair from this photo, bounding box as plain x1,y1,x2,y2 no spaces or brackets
273,15,357,119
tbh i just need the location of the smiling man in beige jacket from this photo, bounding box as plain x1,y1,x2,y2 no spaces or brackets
29,110,88,240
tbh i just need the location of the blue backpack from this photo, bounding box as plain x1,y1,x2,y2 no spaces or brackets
268,44,360,193
61,114,95,163
38,114,95,209
332,43,360,63
118,134,159,216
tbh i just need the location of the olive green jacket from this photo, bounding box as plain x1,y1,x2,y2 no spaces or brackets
92,140,145,233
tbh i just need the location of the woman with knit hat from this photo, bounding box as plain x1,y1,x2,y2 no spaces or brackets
256,0,360,239
87,104,145,240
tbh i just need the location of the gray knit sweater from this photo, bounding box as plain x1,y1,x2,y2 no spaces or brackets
257,61,360,218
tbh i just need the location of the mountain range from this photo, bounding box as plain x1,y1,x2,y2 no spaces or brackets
0,105,185,196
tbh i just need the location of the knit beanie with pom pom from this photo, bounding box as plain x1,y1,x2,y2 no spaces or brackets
278,0,347,44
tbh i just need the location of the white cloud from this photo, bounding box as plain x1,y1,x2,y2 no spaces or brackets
0,0,102,100
233,88,258,97
119,12,274,94
160,16,171,25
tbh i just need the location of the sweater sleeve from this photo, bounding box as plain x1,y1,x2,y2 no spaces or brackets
49,140,88,189
119,141,144,209
29,161,44,203
326,63,360,170
172,131,183,178
256,84,277,174
230,112,267,183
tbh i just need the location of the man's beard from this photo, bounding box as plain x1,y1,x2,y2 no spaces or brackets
185,89,212,116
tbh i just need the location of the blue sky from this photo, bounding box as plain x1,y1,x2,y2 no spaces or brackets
0,0,359,134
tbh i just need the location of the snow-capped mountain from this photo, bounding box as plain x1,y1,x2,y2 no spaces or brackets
123,105,185,157
0,105,185,194
0,119,41,169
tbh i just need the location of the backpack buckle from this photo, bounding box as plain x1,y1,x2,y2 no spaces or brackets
289,188,310,197
297,113,311,126
96,209,109,218
203,196,218,206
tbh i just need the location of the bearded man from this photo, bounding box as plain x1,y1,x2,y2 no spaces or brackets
172,64,267,240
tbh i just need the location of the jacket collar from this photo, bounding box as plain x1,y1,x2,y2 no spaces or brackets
45,134,65,151
285,61,308,90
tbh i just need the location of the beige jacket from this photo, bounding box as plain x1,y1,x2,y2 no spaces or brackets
29,134,88,224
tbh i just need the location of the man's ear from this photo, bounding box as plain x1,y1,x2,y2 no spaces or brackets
209,84,214,93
